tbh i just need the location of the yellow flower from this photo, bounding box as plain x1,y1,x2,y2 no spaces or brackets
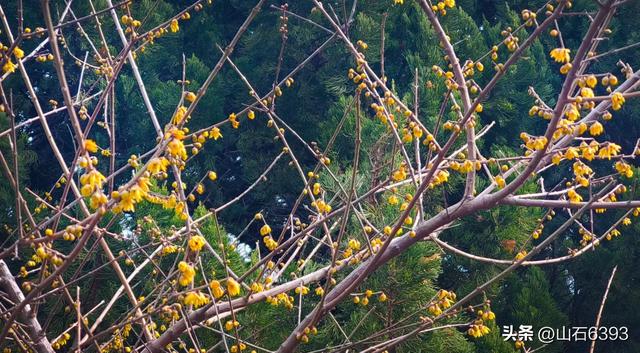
582,146,596,161
168,139,187,160
260,224,271,236
572,161,592,178
427,304,442,316
161,245,178,256
550,48,570,63
394,0,403,4
84,169,106,188
148,157,169,174
577,122,588,135
589,121,604,136
294,285,309,295
226,278,241,297
567,189,582,203
598,143,621,160
495,175,505,189
167,127,185,140
263,236,278,250
615,161,633,178
230,341,248,352
413,126,423,138
209,280,225,298
468,324,491,338
172,106,188,125
178,261,196,286
580,87,594,98
392,167,407,181
131,179,150,200
559,63,572,75
482,311,496,321
314,199,332,213
402,132,413,143
247,110,255,120
565,104,580,121
184,291,210,308
225,320,239,331
118,190,136,212
13,47,24,59
84,139,99,153
208,171,217,181
250,282,263,293
185,91,197,103
79,170,106,199
439,169,450,182
444,0,455,8
348,238,361,251
89,191,108,209
564,147,579,160
170,19,179,33
515,341,525,349
2,60,17,74
35,246,48,260
188,235,206,252
611,92,625,110
210,127,222,140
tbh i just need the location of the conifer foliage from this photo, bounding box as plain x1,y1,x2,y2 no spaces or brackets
1,1,639,353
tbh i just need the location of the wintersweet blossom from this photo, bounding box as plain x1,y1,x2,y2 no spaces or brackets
550,48,571,63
